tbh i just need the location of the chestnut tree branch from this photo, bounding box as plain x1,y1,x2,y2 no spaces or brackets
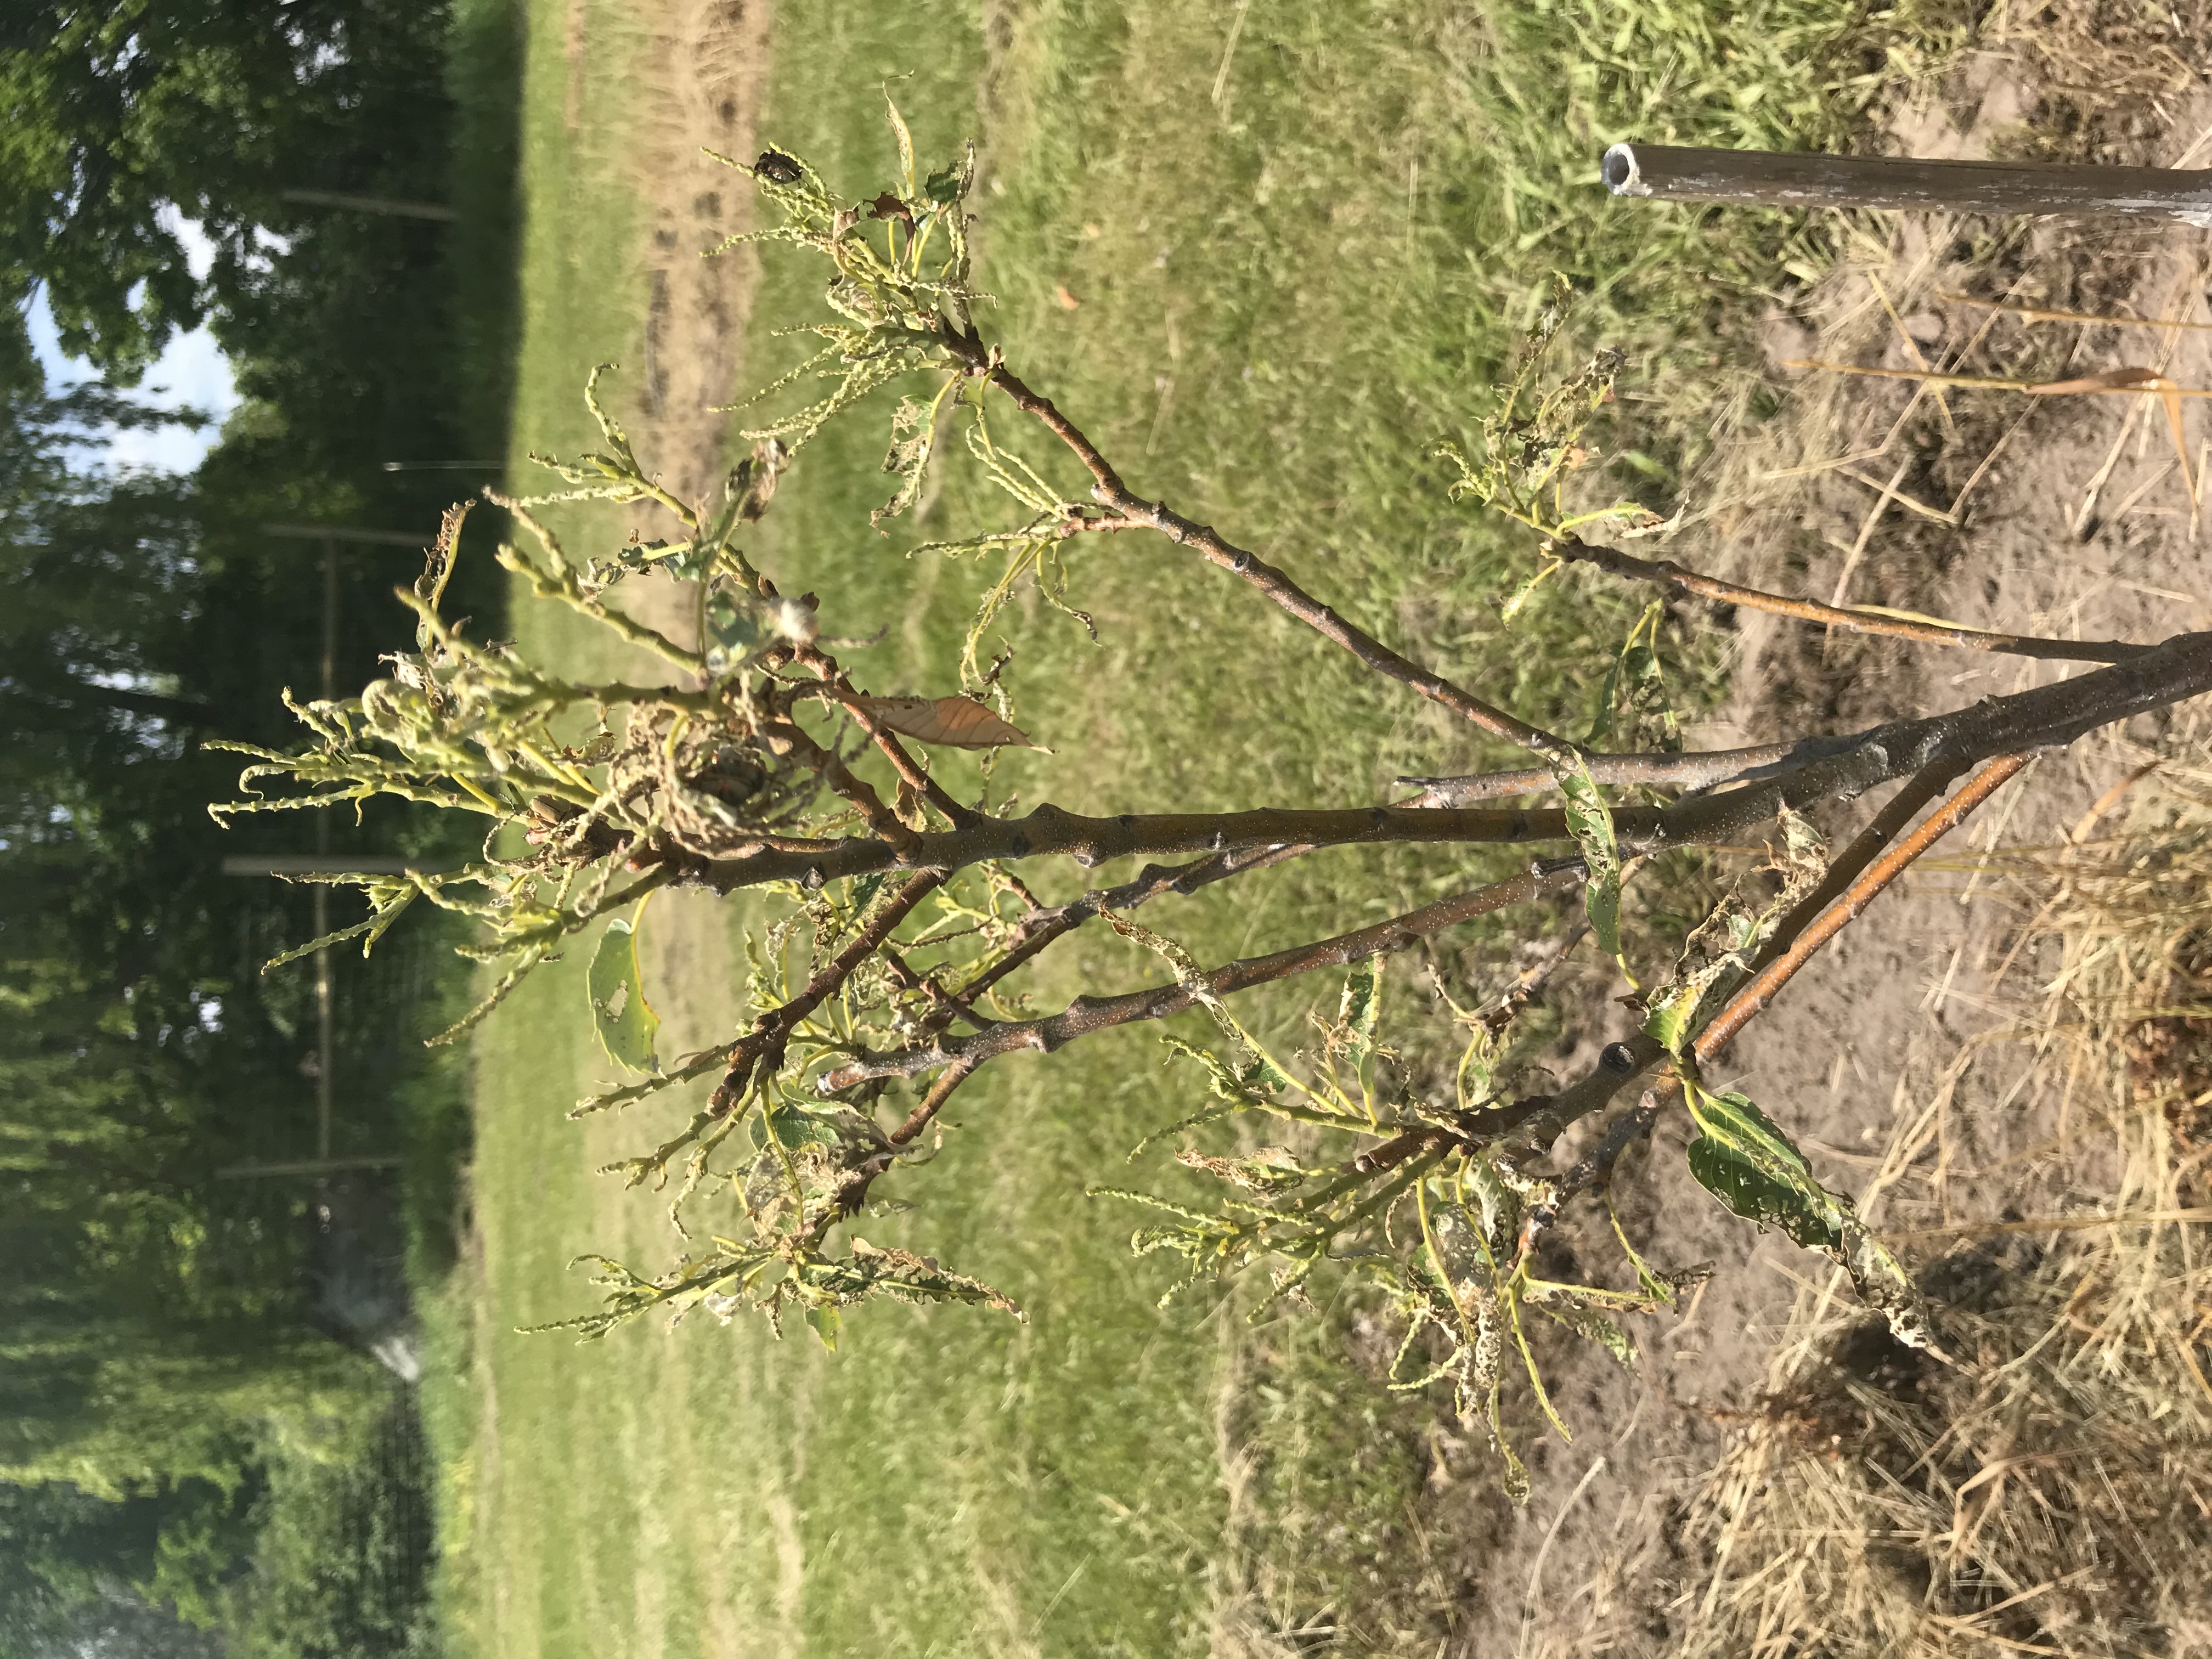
936,331,1576,763
680,625,2212,894
1556,534,2149,664
817,865,1584,1091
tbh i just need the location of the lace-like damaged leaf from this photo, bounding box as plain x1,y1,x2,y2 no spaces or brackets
1588,599,1680,752
1684,1082,1939,1352
1551,754,1622,957
1643,806,1825,1053
873,377,960,526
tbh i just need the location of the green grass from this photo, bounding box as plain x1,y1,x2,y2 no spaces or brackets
416,0,1970,1652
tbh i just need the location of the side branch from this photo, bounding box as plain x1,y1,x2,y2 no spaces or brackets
818,865,1583,1090
1557,535,2149,665
1691,753,2032,1063
711,869,947,1111
1403,736,1854,805
946,336,1571,760
950,841,1314,1014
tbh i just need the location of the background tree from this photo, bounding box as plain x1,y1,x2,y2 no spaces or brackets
2,3,504,1647
2,0,459,381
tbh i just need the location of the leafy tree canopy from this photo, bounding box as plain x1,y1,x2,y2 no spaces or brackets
1,0,453,382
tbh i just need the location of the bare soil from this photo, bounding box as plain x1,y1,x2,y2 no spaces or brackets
1426,66,2212,1659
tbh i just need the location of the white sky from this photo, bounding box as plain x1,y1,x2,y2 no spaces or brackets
26,211,240,476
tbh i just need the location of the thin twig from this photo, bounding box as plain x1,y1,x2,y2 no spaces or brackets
938,329,1577,761
1556,1086,1669,1200
1403,735,1861,805
950,841,1314,1014
1556,535,2148,664
793,642,981,828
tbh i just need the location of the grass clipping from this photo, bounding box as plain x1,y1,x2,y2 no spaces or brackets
1668,744,2212,1658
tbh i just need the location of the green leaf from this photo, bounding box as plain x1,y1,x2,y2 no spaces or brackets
1683,1085,1841,1251
804,1303,842,1352
751,1103,843,1153
588,916,661,1076
1685,1083,1941,1352
704,587,763,658
1551,755,1622,956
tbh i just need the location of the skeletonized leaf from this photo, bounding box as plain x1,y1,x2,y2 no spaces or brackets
1841,1216,1942,1354
1588,600,1680,752
1685,1083,1941,1353
853,695,1036,749
1551,754,1622,956
1643,806,1825,1053
1338,956,1382,1063
1498,557,1560,623
1540,1303,1639,1374
1105,912,1293,1093
589,917,661,1076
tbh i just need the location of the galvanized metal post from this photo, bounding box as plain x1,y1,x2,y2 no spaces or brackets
1601,143,2212,227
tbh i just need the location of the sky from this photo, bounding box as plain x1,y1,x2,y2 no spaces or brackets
26,211,240,476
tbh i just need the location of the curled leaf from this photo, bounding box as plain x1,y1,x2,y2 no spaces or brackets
589,915,662,1076
1684,1082,1940,1353
853,694,1036,749
1551,754,1622,956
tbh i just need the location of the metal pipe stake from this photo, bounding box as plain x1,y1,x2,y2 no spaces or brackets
1601,143,2212,227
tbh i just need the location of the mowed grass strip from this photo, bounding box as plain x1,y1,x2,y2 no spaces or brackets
424,1,1969,1654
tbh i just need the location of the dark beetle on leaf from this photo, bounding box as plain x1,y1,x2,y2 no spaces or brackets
754,150,802,185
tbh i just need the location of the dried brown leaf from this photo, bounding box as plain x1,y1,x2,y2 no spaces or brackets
854,695,1036,749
